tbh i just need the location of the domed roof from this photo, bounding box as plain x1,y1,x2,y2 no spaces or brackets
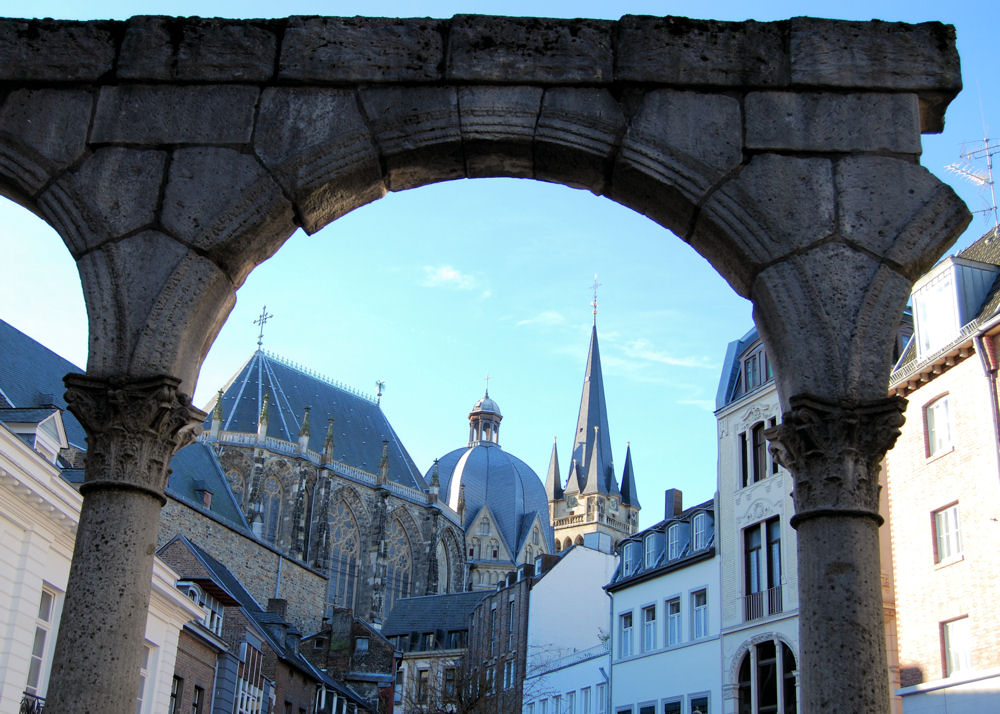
471,391,501,417
429,441,553,557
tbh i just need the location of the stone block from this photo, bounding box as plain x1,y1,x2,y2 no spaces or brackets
692,154,836,296
359,86,464,191
254,88,384,234
0,89,93,196
789,19,961,93
0,19,116,81
91,85,259,145
459,86,542,179
835,156,971,279
616,16,785,86
535,88,625,192
280,17,443,82
161,147,296,285
746,92,921,154
118,16,277,81
751,245,911,401
611,90,742,238
447,15,613,83
37,147,167,255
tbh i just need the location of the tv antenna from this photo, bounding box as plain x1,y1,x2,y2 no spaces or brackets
946,117,1000,238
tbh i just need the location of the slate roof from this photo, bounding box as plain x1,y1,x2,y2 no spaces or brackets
0,407,60,424
0,319,85,449
567,325,618,498
715,326,762,411
382,591,489,638
206,350,426,490
167,442,251,532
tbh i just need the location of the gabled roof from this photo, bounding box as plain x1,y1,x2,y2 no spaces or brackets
167,442,251,532
382,591,489,638
0,319,86,449
206,350,426,491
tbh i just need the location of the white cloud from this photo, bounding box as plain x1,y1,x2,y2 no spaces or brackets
420,265,476,290
623,338,716,369
516,310,566,327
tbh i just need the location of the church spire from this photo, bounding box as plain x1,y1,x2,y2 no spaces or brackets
545,437,563,501
572,323,615,495
620,443,640,508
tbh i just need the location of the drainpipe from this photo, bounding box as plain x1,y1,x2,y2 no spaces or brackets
604,587,613,713
973,314,1000,485
275,554,283,598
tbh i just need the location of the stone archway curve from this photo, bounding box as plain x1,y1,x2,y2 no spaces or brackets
0,14,973,714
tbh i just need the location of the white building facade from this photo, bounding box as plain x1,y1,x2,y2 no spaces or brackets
0,411,203,713
714,332,800,714
524,545,618,714
608,491,721,714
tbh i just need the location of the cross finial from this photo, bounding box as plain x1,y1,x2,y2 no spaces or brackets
590,274,601,323
254,305,274,348
484,372,491,396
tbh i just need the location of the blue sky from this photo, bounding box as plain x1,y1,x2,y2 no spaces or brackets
2,0,998,528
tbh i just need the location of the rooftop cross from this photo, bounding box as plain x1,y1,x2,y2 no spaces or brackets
484,372,491,396
591,274,602,323
254,305,273,348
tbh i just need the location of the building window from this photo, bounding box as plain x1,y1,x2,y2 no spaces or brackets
644,532,662,568
169,677,183,714
925,396,952,457
663,701,681,714
395,667,405,704
667,524,682,559
25,586,58,697
619,612,633,658
136,645,152,714
567,691,576,714
479,518,491,535
692,590,708,639
622,541,640,576
933,503,962,563
642,605,656,651
693,513,710,550
690,695,709,714
639,705,655,714
540,699,548,714
595,684,606,714
581,687,591,714
262,475,282,544
328,500,360,611
416,669,429,703
490,608,497,656
738,641,797,714
553,695,562,714
508,601,516,650
744,518,782,621
666,598,681,646
942,617,972,676
741,422,772,487
191,686,204,714
527,704,535,714
384,518,413,615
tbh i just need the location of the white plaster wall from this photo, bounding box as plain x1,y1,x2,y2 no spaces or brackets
526,547,618,674
610,556,721,712
899,670,1000,714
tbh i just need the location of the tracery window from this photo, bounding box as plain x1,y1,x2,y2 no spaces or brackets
436,540,450,593
385,518,413,614
262,476,282,544
328,500,360,610
227,471,245,506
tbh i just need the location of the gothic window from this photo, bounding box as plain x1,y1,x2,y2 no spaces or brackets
227,471,245,506
328,501,360,610
385,519,413,615
470,537,481,559
262,476,282,544
436,540,450,594
488,538,499,559
525,545,532,563
532,528,540,546
478,519,491,535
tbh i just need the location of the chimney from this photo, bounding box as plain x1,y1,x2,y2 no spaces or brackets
193,479,213,509
664,488,683,518
267,598,288,619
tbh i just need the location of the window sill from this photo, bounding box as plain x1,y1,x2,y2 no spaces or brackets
933,554,964,570
925,445,955,463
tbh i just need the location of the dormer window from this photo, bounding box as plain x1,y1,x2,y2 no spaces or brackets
644,532,664,569
667,524,682,559
622,541,640,576
742,345,771,393
693,513,711,550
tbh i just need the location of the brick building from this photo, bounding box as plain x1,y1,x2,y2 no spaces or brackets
886,229,1000,711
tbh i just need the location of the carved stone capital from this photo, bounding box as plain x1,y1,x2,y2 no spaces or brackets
765,393,906,528
63,374,206,503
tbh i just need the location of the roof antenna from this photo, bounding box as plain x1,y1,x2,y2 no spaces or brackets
254,305,274,349
590,274,602,325
946,85,1000,240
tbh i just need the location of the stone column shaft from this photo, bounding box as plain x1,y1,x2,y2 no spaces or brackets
767,394,905,713
46,374,204,714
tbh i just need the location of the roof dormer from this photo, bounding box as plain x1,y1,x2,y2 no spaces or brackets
912,256,999,360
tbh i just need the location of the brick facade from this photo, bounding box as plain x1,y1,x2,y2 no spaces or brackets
887,332,1000,687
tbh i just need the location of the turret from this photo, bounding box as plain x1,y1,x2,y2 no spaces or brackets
298,406,311,454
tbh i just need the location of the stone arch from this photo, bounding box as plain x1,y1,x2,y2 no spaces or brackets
727,632,798,685
330,484,369,525
326,498,362,611
574,535,584,546
437,526,462,594
384,515,414,615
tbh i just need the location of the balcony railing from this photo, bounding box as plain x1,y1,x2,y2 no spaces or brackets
20,692,45,714
743,585,783,621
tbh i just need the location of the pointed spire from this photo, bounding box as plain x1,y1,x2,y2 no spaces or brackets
378,439,389,485
210,389,224,439
583,426,602,495
545,437,564,501
564,457,583,496
257,392,270,442
620,442,640,508
323,418,335,463
298,406,311,454
572,324,614,495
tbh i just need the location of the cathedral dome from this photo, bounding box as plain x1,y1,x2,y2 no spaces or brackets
428,391,554,561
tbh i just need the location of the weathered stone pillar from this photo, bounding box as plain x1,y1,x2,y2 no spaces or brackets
767,394,906,713
46,374,204,714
